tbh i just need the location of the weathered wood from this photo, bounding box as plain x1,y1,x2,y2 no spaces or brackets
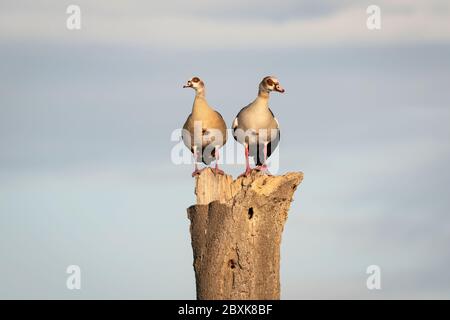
187,168,303,300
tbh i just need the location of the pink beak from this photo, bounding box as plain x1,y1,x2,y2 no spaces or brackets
275,86,285,93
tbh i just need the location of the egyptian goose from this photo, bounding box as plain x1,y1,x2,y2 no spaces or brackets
182,76,227,176
232,76,285,176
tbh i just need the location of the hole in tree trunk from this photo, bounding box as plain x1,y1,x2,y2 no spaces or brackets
248,207,254,219
228,259,236,269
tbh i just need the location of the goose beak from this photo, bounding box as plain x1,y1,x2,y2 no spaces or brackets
183,81,192,88
275,85,285,93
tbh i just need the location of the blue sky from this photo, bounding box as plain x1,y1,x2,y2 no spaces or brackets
1,0,450,299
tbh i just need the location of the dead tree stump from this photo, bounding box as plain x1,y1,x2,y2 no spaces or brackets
187,168,303,300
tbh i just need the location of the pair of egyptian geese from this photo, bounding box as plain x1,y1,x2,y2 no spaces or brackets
182,76,285,177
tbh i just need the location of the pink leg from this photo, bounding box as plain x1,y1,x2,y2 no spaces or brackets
256,143,271,174
191,147,203,177
214,146,225,175
238,144,252,177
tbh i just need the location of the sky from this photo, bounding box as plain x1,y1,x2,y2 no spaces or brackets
0,0,450,299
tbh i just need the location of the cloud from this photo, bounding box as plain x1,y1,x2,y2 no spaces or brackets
0,0,449,48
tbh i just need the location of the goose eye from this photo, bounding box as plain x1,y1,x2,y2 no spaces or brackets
192,77,200,83
266,79,274,86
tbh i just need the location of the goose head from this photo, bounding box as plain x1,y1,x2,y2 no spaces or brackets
259,76,285,94
183,76,205,95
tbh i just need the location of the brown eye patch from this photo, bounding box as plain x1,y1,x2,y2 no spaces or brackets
192,77,200,83
266,78,274,86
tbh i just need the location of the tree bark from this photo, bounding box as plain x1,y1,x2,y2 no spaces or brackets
187,168,303,300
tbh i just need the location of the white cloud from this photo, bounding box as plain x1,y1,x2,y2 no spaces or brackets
0,0,449,48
